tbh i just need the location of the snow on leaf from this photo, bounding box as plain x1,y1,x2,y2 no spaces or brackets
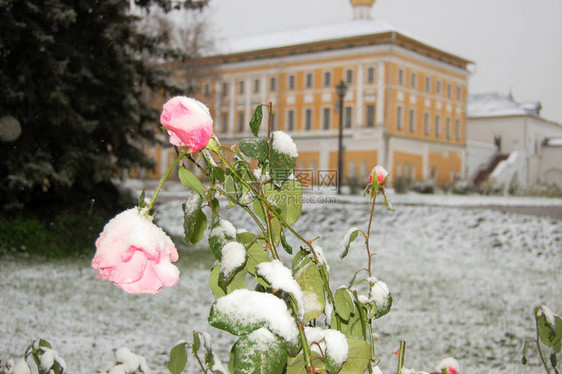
257,260,304,320
209,289,299,345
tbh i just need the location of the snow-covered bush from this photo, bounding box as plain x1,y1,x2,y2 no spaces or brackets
412,179,435,194
3,99,468,372
451,180,473,195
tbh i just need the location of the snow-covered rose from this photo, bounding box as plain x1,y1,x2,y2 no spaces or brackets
436,357,460,374
160,96,213,152
92,208,180,294
369,165,389,185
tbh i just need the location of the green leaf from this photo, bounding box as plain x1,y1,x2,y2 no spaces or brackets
253,198,267,222
192,332,201,355
245,243,271,274
212,166,225,183
208,220,237,260
208,300,266,336
210,265,247,298
338,337,371,374
179,167,205,198
264,180,302,225
249,105,264,136
334,288,355,321
189,210,207,245
231,328,287,374
269,134,296,181
239,138,269,162
183,193,206,245
332,308,364,339
280,229,293,255
340,228,362,260
167,342,188,374
295,261,326,322
138,190,146,211
382,190,395,212
286,352,325,374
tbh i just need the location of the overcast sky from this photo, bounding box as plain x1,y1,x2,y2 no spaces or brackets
199,0,562,124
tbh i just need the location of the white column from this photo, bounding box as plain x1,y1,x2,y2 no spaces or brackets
355,64,363,127
376,61,385,126
228,77,235,133
423,144,429,179
245,77,251,134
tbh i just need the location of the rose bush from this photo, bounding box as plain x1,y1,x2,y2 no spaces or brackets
91,208,180,294
160,96,213,152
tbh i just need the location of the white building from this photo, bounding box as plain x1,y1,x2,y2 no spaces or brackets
466,92,562,191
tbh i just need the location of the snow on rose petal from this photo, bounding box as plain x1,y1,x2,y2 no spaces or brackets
369,165,389,185
92,208,180,294
160,96,213,152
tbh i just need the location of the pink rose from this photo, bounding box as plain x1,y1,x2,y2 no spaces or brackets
92,208,180,294
160,96,214,152
369,165,389,185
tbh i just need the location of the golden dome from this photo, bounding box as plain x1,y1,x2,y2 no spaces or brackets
349,0,376,6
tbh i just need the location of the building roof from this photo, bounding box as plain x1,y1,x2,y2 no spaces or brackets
208,18,471,69
467,92,541,118
219,18,396,55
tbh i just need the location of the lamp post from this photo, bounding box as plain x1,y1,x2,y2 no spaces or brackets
335,80,348,194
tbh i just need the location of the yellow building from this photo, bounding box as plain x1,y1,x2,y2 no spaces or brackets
150,0,471,187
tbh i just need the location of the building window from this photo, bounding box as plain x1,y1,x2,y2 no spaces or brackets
203,83,211,97
288,74,296,90
396,106,403,130
456,86,462,101
323,71,332,87
345,68,354,85
220,112,228,133
445,117,451,138
270,77,277,91
361,160,368,177
423,112,429,135
322,108,331,129
287,109,295,131
221,82,228,96
237,112,245,133
398,68,404,85
253,78,260,93
425,76,431,93
436,80,442,95
446,83,452,98
367,67,375,84
410,72,417,89
434,115,441,137
238,80,244,95
344,106,352,128
304,108,313,130
349,160,356,176
408,109,415,132
305,72,313,89
455,119,461,140
366,105,375,127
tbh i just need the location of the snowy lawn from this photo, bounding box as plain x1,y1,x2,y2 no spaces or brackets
1,192,561,373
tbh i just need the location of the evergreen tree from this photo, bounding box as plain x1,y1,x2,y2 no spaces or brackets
0,0,207,211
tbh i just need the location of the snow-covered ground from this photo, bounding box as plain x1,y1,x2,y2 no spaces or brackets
1,191,561,373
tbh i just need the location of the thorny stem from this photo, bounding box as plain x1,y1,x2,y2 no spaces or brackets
365,194,377,276
146,149,188,213
264,206,281,260
396,340,406,374
289,298,313,371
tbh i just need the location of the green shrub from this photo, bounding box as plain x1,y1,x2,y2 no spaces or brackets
413,179,435,194
0,211,107,258
393,177,411,194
